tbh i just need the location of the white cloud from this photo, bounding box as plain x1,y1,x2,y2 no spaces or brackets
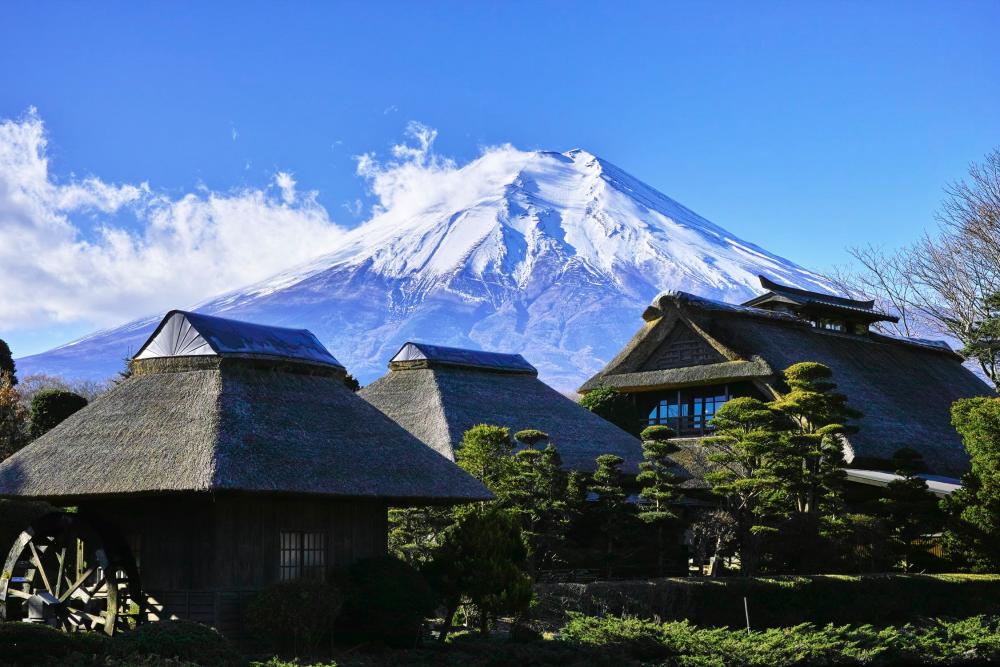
0,109,345,331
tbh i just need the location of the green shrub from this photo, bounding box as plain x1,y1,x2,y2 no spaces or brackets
29,389,88,438
338,556,437,648
244,580,343,656
110,620,241,666
535,574,1000,631
0,622,106,666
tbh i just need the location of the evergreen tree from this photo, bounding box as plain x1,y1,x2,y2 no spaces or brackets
941,397,1000,571
0,372,27,460
424,507,532,640
703,397,784,575
877,448,940,572
579,385,641,436
636,425,682,576
388,506,455,566
505,440,572,570
588,453,630,578
28,389,88,438
770,362,858,515
0,340,16,385
961,292,1000,390
343,373,361,392
513,429,549,447
455,424,515,496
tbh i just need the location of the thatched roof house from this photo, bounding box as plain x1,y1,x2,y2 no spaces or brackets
580,279,994,478
0,310,490,503
0,311,490,637
360,342,643,472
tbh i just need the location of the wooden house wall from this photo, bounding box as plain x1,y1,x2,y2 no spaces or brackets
84,495,387,638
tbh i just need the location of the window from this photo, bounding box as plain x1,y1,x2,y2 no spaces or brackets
811,318,846,332
279,532,326,582
647,386,730,436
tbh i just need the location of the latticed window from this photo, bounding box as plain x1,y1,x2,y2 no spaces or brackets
646,386,730,436
279,531,326,582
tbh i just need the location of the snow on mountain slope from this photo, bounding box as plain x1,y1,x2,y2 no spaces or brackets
18,148,833,391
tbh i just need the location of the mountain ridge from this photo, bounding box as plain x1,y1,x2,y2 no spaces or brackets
18,148,833,391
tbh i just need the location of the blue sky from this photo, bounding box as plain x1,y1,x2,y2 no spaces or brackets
1,1,998,356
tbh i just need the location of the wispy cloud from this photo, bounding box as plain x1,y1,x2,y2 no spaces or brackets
0,109,345,332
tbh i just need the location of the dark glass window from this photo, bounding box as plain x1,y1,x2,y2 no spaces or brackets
646,386,730,435
279,531,326,582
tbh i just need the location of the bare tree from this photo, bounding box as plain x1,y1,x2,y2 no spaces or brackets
829,245,923,338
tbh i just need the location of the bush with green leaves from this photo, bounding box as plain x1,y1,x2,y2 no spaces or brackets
109,620,242,666
29,388,87,438
244,580,343,656
338,556,437,648
0,622,106,666
578,385,640,436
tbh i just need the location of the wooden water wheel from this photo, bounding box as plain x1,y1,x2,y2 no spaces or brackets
0,512,141,635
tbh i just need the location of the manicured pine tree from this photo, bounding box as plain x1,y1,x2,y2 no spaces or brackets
769,362,859,515
424,506,533,641
388,505,455,566
0,340,16,385
588,453,630,578
961,291,1000,391
703,397,784,576
877,448,940,572
941,397,1000,572
455,424,515,497
636,425,682,577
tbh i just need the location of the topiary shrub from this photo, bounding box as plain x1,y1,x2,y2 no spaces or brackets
639,425,676,442
337,556,437,648
244,580,343,656
29,389,87,438
0,622,106,666
514,429,549,447
109,620,241,666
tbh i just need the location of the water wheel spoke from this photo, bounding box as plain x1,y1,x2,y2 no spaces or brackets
59,567,97,603
7,588,31,600
54,546,67,598
27,541,55,595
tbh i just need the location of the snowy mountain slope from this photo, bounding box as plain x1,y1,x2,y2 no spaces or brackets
18,148,833,391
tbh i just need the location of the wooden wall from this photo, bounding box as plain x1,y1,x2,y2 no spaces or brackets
85,493,388,637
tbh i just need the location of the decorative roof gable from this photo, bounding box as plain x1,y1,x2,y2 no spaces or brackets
389,342,536,374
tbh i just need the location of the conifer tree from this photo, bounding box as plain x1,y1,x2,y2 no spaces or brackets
506,438,572,570
703,397,784,575
941,397,1000,571
29,389,88,438
770,362,859,515
636,425,682,576
877,448,940,572
0,340,16,385
589,453,630,578
455,424,515,496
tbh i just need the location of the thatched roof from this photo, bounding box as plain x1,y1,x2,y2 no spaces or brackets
580,290,994,477
360,342,643,473
0,313,491,504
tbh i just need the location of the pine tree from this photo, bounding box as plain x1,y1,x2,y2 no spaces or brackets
388,505,455,566
961,292,1000,391
636,425,682,576
589,453,630,578
703,397,784,575
877,448,940,572
941,397,1000,571
505,439,572,570
0,340,16,385
0,372,27,460
455,424,515,496
770,362,859,516
424,507,532,640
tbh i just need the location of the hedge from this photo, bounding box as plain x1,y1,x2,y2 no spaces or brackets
534,574,1000,630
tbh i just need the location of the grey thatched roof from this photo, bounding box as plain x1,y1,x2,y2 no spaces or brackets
0,315,490,504
581,291,994,477
360,343,643,473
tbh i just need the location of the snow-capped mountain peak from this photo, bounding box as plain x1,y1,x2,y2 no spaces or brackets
19,148,832,390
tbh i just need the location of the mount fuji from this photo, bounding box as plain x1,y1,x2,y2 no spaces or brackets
18,148,833,391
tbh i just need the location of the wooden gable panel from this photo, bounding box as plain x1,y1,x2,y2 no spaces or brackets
639,322,724,371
